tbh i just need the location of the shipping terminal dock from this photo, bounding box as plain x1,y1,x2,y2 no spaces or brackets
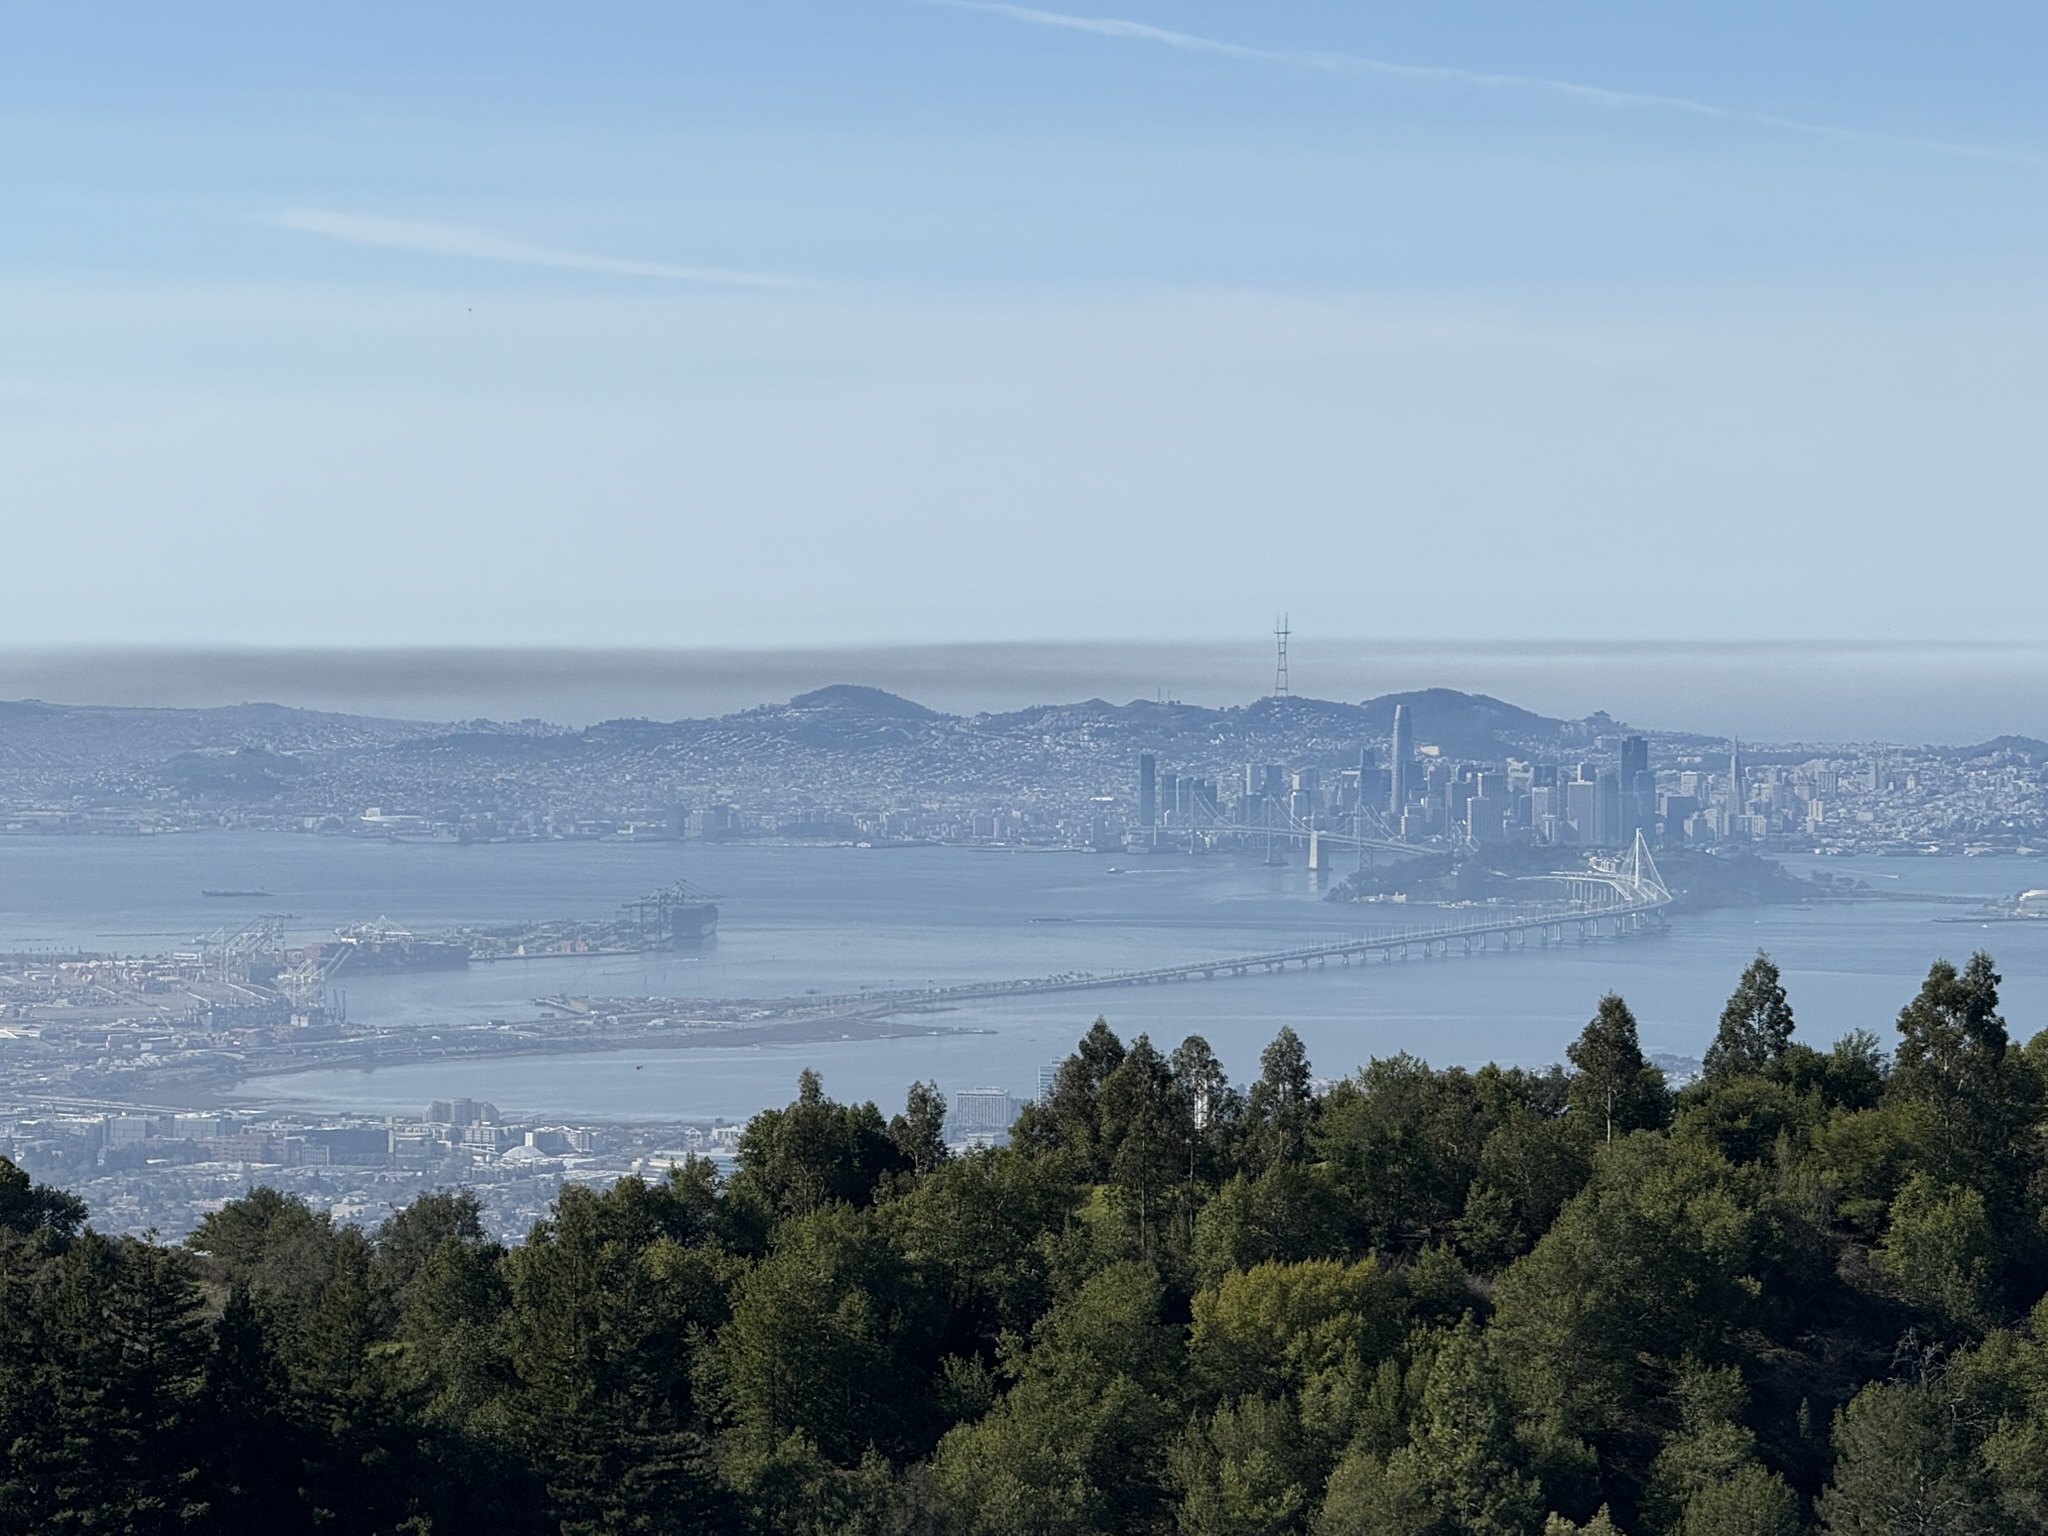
272,883,720,987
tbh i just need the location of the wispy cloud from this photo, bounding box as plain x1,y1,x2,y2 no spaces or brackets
266,209,806,287
925,0,2041,167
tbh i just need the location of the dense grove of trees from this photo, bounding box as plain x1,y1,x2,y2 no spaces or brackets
8,950,2048,1533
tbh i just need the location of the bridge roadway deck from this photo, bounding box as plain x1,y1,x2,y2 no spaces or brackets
862,891,1675,1010
527,843,1674,1026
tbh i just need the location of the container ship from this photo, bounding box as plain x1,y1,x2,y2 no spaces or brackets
668,899,719,943
324,920,472,974
622,882,719,946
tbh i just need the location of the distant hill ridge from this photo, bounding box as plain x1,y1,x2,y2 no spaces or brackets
1949,734,2048,762
538,684,1608,763
785,684,941,720
0,685,1617,765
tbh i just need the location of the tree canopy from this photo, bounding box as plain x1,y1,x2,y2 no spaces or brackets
5,949,2048,1533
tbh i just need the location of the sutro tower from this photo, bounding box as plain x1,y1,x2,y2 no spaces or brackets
1273,614,1291,697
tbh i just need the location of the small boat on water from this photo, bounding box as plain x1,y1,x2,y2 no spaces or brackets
200,888,271,898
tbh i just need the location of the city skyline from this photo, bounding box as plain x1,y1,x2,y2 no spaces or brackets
3,674,2040,860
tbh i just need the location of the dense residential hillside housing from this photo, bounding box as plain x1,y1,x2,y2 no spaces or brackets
3,688,2044,854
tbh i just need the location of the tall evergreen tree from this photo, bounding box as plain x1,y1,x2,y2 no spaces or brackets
371,1187,485,1309
1642,1361,1801,1536
890,1080,951,1176
715,1202,943,1469
202,1287,308,1533
1017,1017,1127,1175
729,1070,908,1224
45,1237,211,1533
1097,1035,1194,1260
1170,1035,1242,1169
1702,951,1796,1081
503,1174,733,1534
1889,951,2039,1193
1817,1378,2000,1535
1243,1026,1317,1173
0,1157,84,1242
1566,994,1669,1145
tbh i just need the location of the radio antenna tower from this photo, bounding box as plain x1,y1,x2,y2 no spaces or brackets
1273,614,1291,697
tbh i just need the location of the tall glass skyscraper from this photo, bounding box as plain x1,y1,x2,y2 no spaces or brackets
1389,704,1415,815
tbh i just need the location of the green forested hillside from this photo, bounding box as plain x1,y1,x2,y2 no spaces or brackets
5,950,2048,1534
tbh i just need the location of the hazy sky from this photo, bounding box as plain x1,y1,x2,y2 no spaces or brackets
5,3,2047,649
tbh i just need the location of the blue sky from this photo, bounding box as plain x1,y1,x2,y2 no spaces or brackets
4,3,2046,648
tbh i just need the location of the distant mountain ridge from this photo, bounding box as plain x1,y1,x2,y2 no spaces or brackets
0,685,1621,771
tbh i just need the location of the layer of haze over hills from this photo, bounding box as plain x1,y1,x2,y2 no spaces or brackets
1,640,2045,744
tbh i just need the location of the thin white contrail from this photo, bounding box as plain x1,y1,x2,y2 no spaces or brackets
266,209,808,287
924,0,2042,168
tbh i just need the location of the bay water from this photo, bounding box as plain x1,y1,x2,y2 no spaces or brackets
4,833,2046,1123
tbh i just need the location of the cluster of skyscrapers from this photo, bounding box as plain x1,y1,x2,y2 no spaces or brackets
1381,707,1663,847
1135,706,1754,853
